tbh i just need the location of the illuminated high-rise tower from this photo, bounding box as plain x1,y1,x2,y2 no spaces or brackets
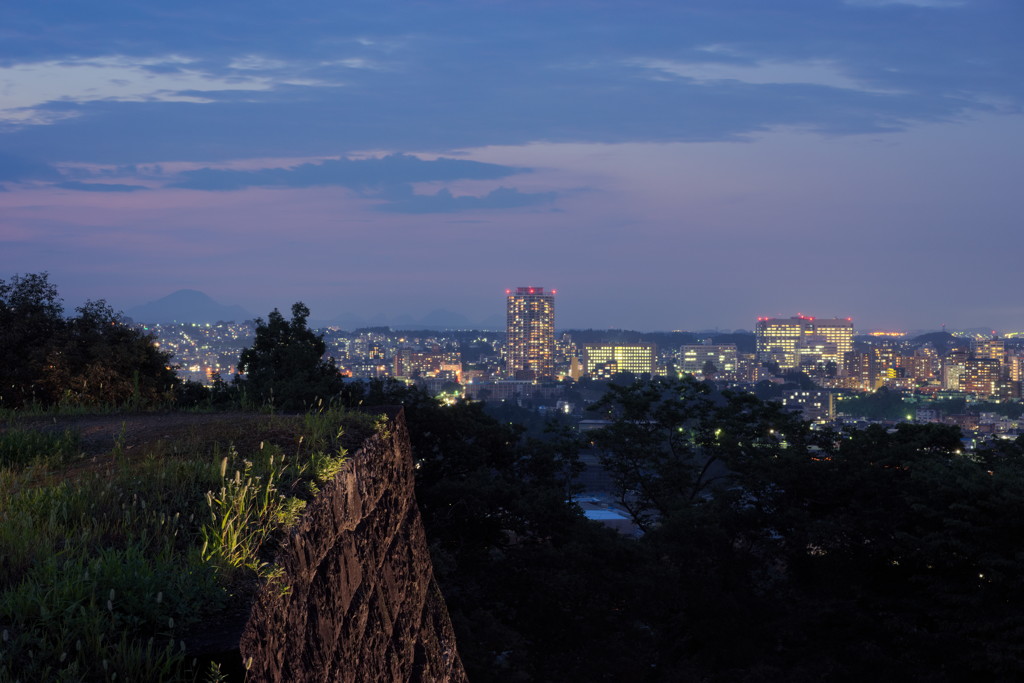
506,287,555,380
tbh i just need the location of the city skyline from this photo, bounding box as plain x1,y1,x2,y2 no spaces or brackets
1,1,1022,331
146,307,1024,404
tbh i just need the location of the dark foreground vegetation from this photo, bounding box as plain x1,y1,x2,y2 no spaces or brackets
363,378,1024,682
0,408,379,681
3,274,1024,681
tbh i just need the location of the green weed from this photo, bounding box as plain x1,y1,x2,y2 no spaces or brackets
0,406,376,681
0,428,80,469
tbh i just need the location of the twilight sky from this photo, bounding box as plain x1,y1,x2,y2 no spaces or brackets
1,0,1022,331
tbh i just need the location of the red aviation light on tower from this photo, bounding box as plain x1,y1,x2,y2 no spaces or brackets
506,289,511,295
551,289,557,295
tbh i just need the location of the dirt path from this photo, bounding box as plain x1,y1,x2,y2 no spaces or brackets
2,411,263,457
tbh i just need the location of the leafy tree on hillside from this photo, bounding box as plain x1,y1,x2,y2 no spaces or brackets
0,273,177,408
725,420,1024,678
237,302,341,410
0,273,65,406
43,299,178,406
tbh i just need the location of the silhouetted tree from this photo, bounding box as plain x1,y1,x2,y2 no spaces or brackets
587,376,807,530
44,299,177,406
237,302,341,410
0,273,176,408
0,273,65,406
588,377,1024,679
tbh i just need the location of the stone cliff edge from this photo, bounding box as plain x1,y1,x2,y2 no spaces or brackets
239,407,467,682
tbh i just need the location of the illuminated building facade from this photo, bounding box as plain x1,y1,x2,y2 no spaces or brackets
680,344,738,377
583,343,657,377
962,358,1001,397
942,360,966,391
756,315,853,371
394,348,462,383
506,287,555,380
844,351,875,390
756,317,803,369
973,338,1006,365
779,390,835,422
1008,353,1024,383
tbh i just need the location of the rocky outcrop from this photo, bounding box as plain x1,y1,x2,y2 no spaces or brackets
240,408,467,682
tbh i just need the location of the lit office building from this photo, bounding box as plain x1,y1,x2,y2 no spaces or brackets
506,287,556,380
680,344,738,377
583,343,657,377
756,317,803,369
756,315,853,371
810,318,855,361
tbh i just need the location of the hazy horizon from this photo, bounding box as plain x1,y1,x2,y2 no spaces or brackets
91,286,1000,335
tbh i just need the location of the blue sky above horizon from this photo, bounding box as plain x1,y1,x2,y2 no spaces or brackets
2,0,1022,331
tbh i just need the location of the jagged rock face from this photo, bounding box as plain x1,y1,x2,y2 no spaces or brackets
240,410,467,682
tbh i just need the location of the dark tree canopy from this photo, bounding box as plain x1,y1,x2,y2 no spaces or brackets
45,299,178,406
237,302,341,410
352,375,1024,680
583,378,1024,680
0,273,176,408
587,376,808,530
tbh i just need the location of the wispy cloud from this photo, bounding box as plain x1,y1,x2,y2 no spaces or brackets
227,55,289,71
0,54,340,127
319,58,388,71
164,153,554,212
632,58,895,94
169,154,526,191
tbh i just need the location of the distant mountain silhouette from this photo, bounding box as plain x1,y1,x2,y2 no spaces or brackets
127,290,253,323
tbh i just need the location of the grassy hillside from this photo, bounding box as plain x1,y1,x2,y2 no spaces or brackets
0,407,382,682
